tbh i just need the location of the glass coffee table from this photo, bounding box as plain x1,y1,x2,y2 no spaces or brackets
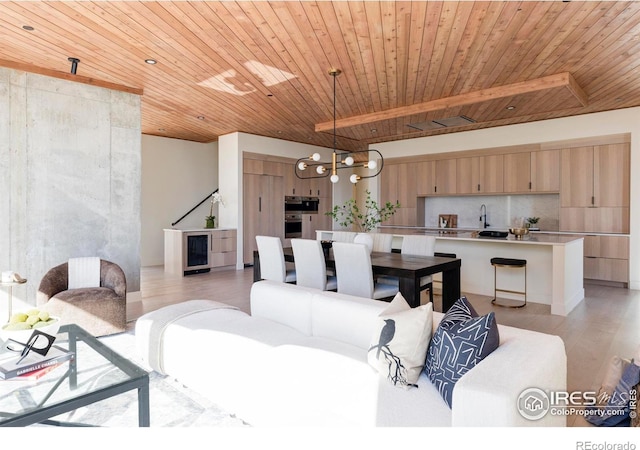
0,324,149,427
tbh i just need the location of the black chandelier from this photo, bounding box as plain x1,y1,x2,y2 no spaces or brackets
295,68,383,184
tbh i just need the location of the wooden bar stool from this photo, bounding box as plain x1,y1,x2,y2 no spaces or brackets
490,257,527,308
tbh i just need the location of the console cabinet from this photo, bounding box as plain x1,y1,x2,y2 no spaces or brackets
164,228,237,276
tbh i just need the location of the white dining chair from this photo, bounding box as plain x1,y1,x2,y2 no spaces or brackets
370,233,393,253
331,242,398,300
401,235,436,303
291,238,337,291
330,231,357,243
255,235,296,283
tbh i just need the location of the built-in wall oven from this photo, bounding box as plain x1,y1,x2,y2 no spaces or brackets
285,214,302,238
285,196,303,213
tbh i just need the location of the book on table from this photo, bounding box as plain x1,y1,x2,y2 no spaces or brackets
0,345,74,380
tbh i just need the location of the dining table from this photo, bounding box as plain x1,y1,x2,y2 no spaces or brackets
253,248,461,312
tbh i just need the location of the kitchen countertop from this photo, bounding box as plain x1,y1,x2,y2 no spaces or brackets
377,227,583,245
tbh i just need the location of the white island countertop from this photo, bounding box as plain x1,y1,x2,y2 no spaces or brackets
317,228,584,316
377,227,583,246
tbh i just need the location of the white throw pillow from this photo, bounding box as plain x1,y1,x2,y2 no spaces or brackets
68,257,101,289
367,292,433,389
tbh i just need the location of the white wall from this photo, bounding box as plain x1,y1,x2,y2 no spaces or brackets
141,135,218,266
0,67,141,317
372,107,640,290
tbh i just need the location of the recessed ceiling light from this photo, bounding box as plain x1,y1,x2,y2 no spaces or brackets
371,129,377,133
145,59,157,65
506,105,516,110
22,25,34,31
197,116,205,120
158,128,165,132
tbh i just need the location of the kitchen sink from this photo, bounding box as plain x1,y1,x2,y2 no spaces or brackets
477,230,508,239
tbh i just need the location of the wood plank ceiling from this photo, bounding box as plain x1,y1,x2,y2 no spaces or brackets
1,1,640,152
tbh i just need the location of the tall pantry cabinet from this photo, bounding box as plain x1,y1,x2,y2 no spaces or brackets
243,159,284,264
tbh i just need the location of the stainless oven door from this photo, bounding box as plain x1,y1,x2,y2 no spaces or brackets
284,214,302,238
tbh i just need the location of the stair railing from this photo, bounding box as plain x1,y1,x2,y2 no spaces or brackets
171,188,219,227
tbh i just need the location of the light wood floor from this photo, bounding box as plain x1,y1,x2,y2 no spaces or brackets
129,265,640,427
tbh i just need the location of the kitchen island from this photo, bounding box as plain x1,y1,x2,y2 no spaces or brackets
317,228,584,316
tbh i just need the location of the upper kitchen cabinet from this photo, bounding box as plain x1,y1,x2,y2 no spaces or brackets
530,150,560,192
284,163,307,196
503,150,560,193
379,163,417,226
308,175,332,198
435,159,457,195
456,155,503,194
284,163,331,197
561,143,629,208
416,160,436,195
560,143,630,233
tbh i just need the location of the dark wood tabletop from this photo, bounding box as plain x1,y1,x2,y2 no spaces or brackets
254,248,461,311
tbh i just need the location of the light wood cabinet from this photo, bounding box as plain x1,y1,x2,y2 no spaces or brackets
284,163,332,196
503,150,560,193
164,229,237,276
435,159,456,195
416,160,436,195
284,163,307,195
243,173,284,264
561,144,629,207
583,235,629,285
503,152,531,193
380,163,417,226
456,155,503,194
560,143,629,233
209,229,237,267
531,149,560,192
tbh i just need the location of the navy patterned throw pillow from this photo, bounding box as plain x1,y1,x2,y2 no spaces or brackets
424,297,500,408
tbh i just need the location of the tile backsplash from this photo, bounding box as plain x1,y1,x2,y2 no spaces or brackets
423,194,560,231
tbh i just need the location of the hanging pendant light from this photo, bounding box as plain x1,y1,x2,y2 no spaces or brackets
295,68,383,184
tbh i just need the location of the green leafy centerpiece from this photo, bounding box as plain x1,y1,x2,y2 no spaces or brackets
325,189,400,232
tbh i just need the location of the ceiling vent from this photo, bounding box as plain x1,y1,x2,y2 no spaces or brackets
407,115,475,131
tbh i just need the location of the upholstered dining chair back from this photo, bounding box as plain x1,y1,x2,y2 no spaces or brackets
332,242,398,300
370,233,393,253
256,235,296,283
290,238,337,291
330,231,357,243
401,235,436,257
400,235,436,302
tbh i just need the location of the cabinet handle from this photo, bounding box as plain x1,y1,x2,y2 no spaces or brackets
434,186,437,193
591,196,595,206
477,184,480,192
529,181,532,190
259,197,262,212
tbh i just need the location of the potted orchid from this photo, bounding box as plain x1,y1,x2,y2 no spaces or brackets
205,192,224,228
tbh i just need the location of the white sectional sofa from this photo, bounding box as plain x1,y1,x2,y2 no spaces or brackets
135,280,567,427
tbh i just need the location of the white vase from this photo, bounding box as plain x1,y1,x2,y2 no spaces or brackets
354,233,374,253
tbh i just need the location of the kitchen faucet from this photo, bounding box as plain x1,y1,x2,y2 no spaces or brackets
479,204,490,229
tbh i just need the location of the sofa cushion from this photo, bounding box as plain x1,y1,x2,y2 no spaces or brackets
367,293,433,388
424,297,500,408
250,280,314,335
311,291,387,350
